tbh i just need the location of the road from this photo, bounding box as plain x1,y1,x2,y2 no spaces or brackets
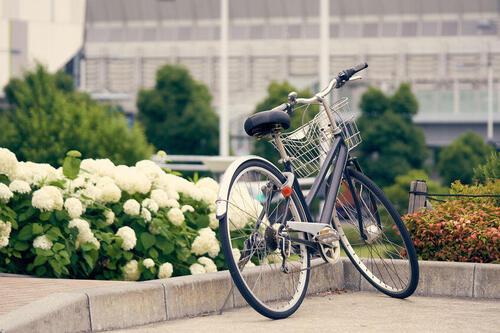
114,291,500,333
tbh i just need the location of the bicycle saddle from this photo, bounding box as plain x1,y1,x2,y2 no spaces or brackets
244,109,290,137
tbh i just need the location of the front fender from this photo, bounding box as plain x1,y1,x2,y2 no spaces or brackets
215,155,281,219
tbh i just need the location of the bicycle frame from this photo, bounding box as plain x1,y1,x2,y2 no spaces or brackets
284,134,346,220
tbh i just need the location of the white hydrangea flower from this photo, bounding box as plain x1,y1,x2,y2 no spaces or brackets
135,160,164,182
81,184,102,202
209,213,219,230
165,199,180,208
102,210,114,226
181,205,194,213
9,180,31,194
33,235,53,250
150,189,169,208
232,248,241,262
123,260,140,281
13,162,58,186
155,150,168,163
80,158,116,178
123,199,140,216
0,236,8,248
143,258,155,269
0,183,13,203
158,262,173,279
0,220,12,248
95,177,121,203
32,186,64,211
116,226,137,251
157,174,202,201
167,208,185,226
113,165,151,195
189,263,206,275
200,188,217,207
196,177,219,193
0,148,18,177
141,207,152,222
198,256,217,273
191,227,220,258
167,189,180,200
64,197,84,219
68,218,100,249
227,183,264,231
141,198,159,214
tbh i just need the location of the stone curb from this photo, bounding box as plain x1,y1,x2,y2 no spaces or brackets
1,259,499,332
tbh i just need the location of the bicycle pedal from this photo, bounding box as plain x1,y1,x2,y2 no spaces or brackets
315,227,340,246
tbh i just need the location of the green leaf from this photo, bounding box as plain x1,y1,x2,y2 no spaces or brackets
148,247,159,259
33,255,48,267
83,252,97,270
195,215,210,228
17,225,32,240
13,241,30,251
39,211,51,221
52,243,65,252
35,248,53,257
47,227,63,240
156,238,174,255
35,266,47,276
18,207,36,222
123,252,133,261
62,152,82,180
140,232,156,250
32,223,44,235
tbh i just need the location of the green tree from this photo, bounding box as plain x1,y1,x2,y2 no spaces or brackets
384,169,447,214
252,81,318,165
359,87,390,117
437,132,493,185
137,64,219,155
357,84,427,187
0,65,152,166
473,152,499,184
390,83,418,119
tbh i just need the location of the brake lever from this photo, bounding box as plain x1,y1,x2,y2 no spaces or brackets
349,75,362,81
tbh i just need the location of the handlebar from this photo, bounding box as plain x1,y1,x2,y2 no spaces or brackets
288,62,368,106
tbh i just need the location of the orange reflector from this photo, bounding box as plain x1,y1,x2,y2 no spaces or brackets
281,186,293,197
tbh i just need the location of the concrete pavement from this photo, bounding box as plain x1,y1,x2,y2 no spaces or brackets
114,291,500,333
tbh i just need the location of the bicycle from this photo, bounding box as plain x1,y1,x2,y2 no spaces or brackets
215,63,419,319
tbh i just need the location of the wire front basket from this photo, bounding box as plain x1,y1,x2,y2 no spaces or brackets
271,97,361,178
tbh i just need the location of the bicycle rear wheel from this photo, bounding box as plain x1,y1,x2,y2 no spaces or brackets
333,168,419,298
218,159,310,319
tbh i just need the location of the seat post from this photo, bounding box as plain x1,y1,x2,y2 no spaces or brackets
272,132,290,163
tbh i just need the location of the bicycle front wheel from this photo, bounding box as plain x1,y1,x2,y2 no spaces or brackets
218,159,310,319
333,168,419,298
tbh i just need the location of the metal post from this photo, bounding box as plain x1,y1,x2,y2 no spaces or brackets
219,0,229,156
487,60,494,142
319,0,330,89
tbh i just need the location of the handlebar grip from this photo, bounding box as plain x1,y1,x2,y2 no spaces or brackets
271,102,292,114
352,62,368,73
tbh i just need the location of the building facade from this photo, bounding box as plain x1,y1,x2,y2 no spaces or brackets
81,0,500,152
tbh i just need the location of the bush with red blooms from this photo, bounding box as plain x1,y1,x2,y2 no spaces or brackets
403,181,499,263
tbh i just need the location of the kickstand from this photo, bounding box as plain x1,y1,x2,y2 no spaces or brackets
218,282,234,315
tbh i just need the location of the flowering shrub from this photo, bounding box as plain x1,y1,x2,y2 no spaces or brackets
404,181,500,263
0,147,224,280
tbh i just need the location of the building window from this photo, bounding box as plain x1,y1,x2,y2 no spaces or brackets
362,23,378,37
249,25,264,39
330,23,340,37
442,21,458,36
230,25,248,40
342,23,361,38
287,24,301,39
381,22,398,37
402,22,417,36
421,21,439,36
